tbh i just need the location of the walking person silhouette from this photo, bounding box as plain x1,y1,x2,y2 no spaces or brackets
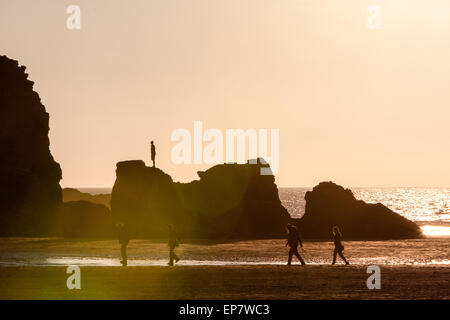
150,140,156,167
331,226,349,265
168,224,180,266
285,223,306,266
118,223,129,267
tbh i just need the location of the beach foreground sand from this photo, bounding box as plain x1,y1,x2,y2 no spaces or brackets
0,238,448,299
0,265,449,300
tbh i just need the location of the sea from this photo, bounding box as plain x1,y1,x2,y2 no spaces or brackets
278,187,450,237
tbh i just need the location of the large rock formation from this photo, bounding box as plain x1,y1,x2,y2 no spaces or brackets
63,188,111,209
0,55,62,235
111,159,290,239
295,182,422,239
57,201,113,238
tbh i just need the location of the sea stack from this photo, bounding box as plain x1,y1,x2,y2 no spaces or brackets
111,159,290,239
0,55,62,236
296,181,423,239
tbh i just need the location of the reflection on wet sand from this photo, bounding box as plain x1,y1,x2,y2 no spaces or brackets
0,237,448,267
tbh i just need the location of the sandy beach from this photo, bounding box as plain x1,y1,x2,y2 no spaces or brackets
0,265,449,300
0,237,448,299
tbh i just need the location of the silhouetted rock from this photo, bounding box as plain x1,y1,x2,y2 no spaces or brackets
295,182,422,239
57,201,113,238
63,188,111,209
0,55,62,235
111,159,290,239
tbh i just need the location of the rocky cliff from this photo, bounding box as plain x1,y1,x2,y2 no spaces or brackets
0,55,62,235
111,159,290,239
295,182,422,239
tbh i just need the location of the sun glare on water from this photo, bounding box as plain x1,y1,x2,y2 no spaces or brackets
421,225,450,237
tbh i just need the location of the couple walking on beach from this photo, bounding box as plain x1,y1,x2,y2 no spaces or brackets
285,223,349,265
118,223,181,267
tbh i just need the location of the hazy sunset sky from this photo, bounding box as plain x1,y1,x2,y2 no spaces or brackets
1,0,449,187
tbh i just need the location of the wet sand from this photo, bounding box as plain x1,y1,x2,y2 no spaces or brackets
0,237,449,266
0,265,449,299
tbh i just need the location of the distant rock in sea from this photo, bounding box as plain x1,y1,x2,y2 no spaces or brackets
63,188,111,209
111,159,290,239
295,181,422,239
0,55,62,236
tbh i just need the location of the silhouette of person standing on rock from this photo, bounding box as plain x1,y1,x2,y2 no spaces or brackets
331,226,349,265
118,223,129,266
285,223,306,266
150,140,156,167
168,224,180,266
